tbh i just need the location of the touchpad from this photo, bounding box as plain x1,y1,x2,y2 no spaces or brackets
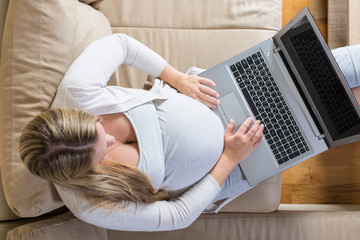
219,92,248,127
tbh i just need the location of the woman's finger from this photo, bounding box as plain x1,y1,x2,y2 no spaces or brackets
246,120,261,140
199,84,219,99
199,77,216,87
202,99,216,108
224,119,235,137
251,123,264,143
238,117,253,135
194,95,216,108
197,88,219,107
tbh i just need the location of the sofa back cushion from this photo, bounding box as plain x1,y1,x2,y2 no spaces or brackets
0,0,111,217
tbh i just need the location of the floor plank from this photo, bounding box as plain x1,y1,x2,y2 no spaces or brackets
328,0,347,49
348,0,360,45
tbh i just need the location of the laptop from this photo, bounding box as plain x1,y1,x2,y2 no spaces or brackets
198,7,360,186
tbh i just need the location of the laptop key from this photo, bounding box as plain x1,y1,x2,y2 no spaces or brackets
241,59,249,69
289,151,300,159
236,62,245,74
277,129,285,139
241,88,259,116
230,64,237,72
270,129,276,137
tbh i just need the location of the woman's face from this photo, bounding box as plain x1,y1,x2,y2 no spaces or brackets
91,122,115,166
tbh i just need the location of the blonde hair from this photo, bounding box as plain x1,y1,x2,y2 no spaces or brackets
19,108,169,204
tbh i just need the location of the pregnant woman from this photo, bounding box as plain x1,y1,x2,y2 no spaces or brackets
19,34,263,231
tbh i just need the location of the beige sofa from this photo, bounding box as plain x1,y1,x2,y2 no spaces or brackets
1,0,360,239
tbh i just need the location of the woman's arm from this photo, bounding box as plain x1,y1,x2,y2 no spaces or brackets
58,173,221,231
53,33,219,112
58,33,167,89
52,34,173,114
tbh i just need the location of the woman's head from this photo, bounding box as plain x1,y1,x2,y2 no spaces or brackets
19,108,169,203
19,108,99,185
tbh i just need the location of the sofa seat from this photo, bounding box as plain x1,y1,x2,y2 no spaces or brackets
6,204,360,240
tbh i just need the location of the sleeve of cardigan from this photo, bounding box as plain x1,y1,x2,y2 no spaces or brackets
57,174,221,231
57,33,167,89
51,33,173,114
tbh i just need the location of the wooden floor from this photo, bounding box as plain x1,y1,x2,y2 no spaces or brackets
281,0,360,204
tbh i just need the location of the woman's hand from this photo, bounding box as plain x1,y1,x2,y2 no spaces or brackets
176,74,220,108
223,117,264,164
158,64,219,108
209,117,264,186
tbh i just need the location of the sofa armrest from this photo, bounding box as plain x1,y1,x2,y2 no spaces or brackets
0,172,18,221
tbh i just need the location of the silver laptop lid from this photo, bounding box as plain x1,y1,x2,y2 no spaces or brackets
273,7,360,147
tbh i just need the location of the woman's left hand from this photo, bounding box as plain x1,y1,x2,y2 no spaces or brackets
176,74,220,108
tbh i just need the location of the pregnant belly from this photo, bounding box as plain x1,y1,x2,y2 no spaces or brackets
154,93,225,193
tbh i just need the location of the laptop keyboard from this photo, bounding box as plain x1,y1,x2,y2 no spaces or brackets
230,51,310,165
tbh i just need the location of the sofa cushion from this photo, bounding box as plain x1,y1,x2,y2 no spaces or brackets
101,0,282,31
0,0,112,217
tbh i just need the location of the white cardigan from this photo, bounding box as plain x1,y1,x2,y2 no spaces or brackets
52,34,221,231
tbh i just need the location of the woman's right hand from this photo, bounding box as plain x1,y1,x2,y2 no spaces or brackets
222,117,264,165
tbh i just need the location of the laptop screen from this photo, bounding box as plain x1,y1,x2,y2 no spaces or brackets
279,16,360,141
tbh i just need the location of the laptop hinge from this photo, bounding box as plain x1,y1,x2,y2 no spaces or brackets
317,133,326,140
273,47,281,53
